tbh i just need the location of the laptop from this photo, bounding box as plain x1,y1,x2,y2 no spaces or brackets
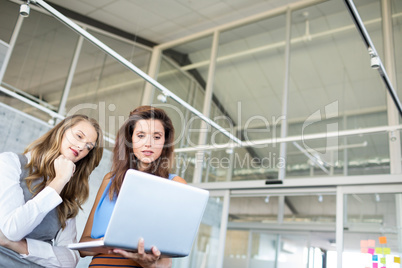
68,169,209,257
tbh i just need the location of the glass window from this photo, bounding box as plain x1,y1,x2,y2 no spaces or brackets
64,30,152,143
286,124,390,178
175,151,196,183
289,0,385,129
216,14,286,142
2,8,79,121
284,194,336,223
229,194,336,225
152,56,202,151
229,196,279,224
161,34,213,114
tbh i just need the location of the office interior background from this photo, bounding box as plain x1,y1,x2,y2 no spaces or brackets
0,0,401,267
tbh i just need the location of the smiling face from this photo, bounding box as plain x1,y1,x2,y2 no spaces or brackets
132,119,165,170
60,120,98,163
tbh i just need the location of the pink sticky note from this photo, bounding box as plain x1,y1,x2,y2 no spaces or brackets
368,239,375,247
361,240,368,247
361,248,368,253
368,248,375,255
373,263,378,268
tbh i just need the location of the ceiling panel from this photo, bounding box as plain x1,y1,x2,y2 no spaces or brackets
80,0,115,9
45,0,302,44
48,0,96,14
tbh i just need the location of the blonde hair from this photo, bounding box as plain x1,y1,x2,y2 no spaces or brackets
24,115,104,228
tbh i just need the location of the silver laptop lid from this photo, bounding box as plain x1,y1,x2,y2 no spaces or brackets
103,169,209,257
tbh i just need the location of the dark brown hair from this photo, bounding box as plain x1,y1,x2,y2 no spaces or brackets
109,106,175,198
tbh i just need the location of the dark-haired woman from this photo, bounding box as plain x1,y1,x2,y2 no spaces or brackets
80,106,186,268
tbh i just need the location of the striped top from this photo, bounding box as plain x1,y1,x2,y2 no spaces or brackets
89,254,142,267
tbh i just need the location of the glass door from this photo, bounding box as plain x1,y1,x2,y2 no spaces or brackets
336,184,402,268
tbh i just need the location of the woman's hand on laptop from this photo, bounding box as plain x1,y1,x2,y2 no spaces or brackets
111,238,172,268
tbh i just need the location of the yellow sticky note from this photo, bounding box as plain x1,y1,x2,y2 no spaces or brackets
383,248,391,255
368,239,375,247
380,257,386,264
394,256,400,264
379,236,387,244
375,247,383,254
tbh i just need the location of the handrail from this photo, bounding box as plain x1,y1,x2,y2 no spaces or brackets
174,124,402,153
344,0,402,117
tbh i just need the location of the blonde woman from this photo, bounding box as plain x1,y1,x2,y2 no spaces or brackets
0,114,104,267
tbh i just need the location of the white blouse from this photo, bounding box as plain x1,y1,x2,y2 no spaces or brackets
0,152,79,268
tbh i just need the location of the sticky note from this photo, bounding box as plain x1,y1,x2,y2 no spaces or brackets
375,247,383,254
361,248,368,253
379,236,387,244
383,248,390,255
373,263,378,268
368,240,375,247
395,256,400,263
368,248,375,255
361,240,368,247
372,255,378,261
380,257,386,264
